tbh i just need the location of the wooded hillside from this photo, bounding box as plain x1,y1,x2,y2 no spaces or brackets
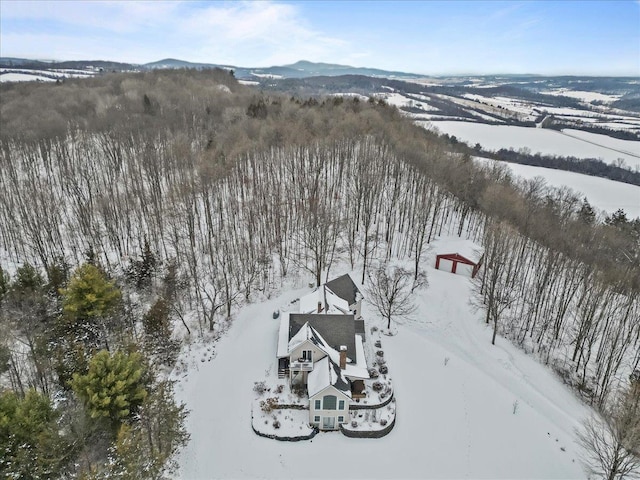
1,70,638,478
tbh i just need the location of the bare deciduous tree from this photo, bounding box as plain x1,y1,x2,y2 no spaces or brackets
577,380,640,480
366,265,417,331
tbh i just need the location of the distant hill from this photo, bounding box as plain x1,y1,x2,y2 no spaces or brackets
0,56,423,80
0,57,137,71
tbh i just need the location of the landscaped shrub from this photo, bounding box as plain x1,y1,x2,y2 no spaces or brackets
374,340,382,348
351,420,358,428
368,368,379,378
272,419,281,429
379,365,388,374
380,418,388,426
260,397,278,413
275,384,284,394
291,383,305,397
376,350,384,357
372,381,383,392
254,381,267,395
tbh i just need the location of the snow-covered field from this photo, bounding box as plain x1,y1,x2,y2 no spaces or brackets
475,158,640,219
0,72,56,82
541,89,622,104
427,121,640,169
175,242,590,479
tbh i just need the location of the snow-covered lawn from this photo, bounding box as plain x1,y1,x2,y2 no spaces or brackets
175,241,590,479
476,158,640,219
427,121,640,168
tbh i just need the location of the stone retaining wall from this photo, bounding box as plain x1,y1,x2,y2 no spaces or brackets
252,423,318,442
349,393,394,410
340,415,396,438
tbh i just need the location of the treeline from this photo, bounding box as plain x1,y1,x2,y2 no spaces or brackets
1,69,639,474
484,147,640,187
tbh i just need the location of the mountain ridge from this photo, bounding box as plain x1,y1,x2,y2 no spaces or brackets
0,56,423,79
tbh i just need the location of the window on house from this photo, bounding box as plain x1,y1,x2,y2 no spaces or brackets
338,416,344,423
314,416,320,422
302,350,312,361
314,399,321,410
323,395,337,410
338,400,345,410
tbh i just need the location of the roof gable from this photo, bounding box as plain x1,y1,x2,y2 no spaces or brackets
289,313,356,359
437,239,484,264
299,285,350,314
307,356,352,398
325,274,361,306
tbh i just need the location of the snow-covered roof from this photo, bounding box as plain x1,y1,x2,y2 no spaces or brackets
307,356,352,398
289,313,356,359
437,238,484,264
347,334,369,380
299,285,350,315
325,274,361,306
287,321,329,352
276,312,291,358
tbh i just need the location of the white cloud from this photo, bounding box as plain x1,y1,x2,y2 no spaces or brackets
0,0,350,66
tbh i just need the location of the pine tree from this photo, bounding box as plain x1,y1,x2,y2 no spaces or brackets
103,381,189,479
61,264,121,321
13,262,44,292
0,266,9,306
0,389,71,479
71,349,148,430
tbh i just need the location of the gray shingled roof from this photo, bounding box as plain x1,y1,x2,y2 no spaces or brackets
325,274,360,306
289,313,356,360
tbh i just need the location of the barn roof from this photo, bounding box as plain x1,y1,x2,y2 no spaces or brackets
437,238,484,264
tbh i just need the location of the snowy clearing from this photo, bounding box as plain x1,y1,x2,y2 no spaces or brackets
427,121,640,169
0,72,57,82
175,243,590,479
541,89,622,104
476,158,640,219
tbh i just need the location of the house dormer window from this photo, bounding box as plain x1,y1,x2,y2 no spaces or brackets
302,350,312,362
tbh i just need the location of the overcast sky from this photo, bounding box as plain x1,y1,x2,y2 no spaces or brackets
1,0,639,75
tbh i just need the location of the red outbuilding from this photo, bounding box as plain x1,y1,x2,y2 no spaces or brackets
435,240,484,278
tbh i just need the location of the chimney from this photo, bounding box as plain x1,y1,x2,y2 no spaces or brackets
317,301,322,313
339,346,347,370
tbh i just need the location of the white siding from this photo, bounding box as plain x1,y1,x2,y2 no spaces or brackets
438,258,454,273
289,340,327,364
309,386,350,430
456,263,474,277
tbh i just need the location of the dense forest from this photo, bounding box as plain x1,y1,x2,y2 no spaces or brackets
1,69,638,477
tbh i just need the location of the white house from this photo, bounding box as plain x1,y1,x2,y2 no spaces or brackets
276,274,369,430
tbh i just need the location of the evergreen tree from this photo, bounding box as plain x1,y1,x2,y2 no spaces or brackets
46,257,70,299
0,265,9,306
71,349,148,430
126,238,157,289
13,262,44,292
0,389,71,479
61,264,121,321
143,298,179,366
100,381,189,479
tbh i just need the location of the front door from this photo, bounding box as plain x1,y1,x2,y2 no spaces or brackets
322,416,335,430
